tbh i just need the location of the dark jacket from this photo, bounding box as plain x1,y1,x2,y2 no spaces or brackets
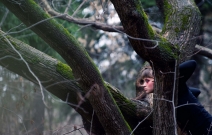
178,60,212,135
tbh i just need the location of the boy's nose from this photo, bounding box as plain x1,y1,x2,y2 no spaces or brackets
141,83,147,87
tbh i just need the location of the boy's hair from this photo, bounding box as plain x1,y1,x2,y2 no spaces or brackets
139,67,154,79
138,61,153,79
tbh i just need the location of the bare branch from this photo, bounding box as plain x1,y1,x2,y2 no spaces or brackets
0,8,9,27
30,1,212,61
195,44,212,59
71,0,87,17
64,0,72,14
40,0,123,32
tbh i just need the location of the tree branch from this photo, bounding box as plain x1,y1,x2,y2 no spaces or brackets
0,0,133,134
156,0,202,62
39,0,124,32
0,29,152,134
39,0,212,62
195,44,212,59
110,0,179,69
39,0,212,61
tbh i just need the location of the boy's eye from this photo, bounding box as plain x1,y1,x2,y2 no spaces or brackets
144,79,150,83
140,79,144,84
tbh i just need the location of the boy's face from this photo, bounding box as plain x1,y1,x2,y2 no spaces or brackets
141,77,154,94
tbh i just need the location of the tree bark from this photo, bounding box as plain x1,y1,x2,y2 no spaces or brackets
0,30,152,134
0,0,134,134
110,0,201,134
0,0,203,134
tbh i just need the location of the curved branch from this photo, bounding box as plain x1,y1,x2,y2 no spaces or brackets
110,0,178,69
0,30,152,134
40,0,124,32
0,0,132,134
41,0,212,62
40,0,162,34
0,28,152,133
195,45,212,59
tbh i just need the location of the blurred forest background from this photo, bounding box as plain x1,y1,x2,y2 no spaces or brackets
0,0,212,134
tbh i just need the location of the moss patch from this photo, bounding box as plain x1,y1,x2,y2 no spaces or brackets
56,61,74,79
134,0,155,39
159,38,179,60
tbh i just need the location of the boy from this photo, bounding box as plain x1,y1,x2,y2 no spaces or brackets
134,64,154,107
134,60,212,135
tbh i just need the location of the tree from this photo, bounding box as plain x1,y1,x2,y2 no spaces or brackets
0,0,211,134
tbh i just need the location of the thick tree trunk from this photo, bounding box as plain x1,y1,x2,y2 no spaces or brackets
110,0,201,134
0,0,203,134
0,0,133,134
153,64,178,135
0,30,152,134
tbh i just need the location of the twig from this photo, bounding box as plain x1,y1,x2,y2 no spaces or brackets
90,110,95,135
0,8,9,27
2,14,66,37
0,106,29,135
172,60,178,135
130,109,153,135
2,35,48,107
175,103,200,109
64,0,72,14
207,122,212,135
71,0,87,17
62,126,84,135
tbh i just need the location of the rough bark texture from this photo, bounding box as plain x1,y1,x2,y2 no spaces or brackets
110,0,178,68
195,45,212,59
0,30,152,134
110,0,201,135
155,1,201,134
153,66,178,135
156,0,202,62
0,0,202,134
0,0,133,134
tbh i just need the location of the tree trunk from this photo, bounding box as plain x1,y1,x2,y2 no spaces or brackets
110,0,201,134
0,30,152,134
0,0,203,134
153,64,178,135
0,0,133,134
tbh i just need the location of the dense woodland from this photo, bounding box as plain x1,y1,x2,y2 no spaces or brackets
0,0,212,135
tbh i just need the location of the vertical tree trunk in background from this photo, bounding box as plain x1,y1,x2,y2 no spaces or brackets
31,86,45,134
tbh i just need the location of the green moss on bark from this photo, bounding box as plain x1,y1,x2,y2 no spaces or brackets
158,37,179,60
56,61,74,79
134,0,155,39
